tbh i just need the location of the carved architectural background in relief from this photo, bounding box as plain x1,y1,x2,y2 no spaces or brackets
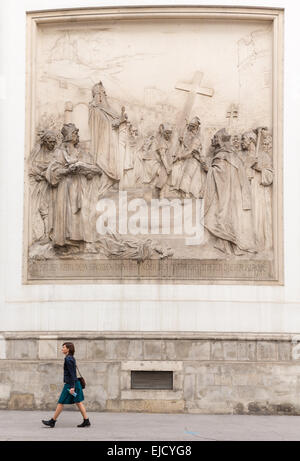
26,17,278,282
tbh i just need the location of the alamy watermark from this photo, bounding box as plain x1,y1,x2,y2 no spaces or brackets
96,191,204,246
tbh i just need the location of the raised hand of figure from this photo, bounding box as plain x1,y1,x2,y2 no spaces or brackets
252,159,262,172
250,156,260,169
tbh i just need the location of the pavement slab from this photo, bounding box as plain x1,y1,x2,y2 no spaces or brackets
1,411,300,441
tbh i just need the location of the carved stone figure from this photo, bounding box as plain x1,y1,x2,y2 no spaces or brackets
250,129,273,252
88,81,121,181
29,130,58,241
45,123,101,249
97,231,174,262
171,116,206,198
118,106,130,189
138,134,160,186
203,128,256,255
240,128,273,252
240,130,257,181
153,124,174,198
231,134,242,154
122,124,141,189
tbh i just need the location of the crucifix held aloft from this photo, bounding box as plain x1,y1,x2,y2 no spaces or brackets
226,103,239,129
175,71,214,134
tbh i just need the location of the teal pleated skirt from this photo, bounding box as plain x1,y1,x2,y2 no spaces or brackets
58,380,84,404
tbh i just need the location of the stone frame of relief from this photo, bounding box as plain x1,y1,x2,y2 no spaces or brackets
23,6,284,285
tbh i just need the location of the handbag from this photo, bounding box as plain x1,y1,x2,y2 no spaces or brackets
76,365,86,389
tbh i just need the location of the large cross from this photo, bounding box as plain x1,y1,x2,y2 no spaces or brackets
175,71,214,133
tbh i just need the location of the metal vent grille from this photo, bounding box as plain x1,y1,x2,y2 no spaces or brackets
131,371,173,390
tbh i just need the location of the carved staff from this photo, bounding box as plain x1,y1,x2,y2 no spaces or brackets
64,101,73,124
254,126,268,160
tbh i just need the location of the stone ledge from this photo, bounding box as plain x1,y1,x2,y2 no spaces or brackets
1,335,298,362
1,331,299,341
0,357,300,364
121,390,183,400
121,361,183,371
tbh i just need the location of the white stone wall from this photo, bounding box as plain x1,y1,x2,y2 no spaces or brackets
0,0,300,333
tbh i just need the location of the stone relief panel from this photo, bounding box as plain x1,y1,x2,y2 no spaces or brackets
25,12,282,283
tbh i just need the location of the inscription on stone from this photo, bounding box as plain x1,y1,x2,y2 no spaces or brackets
28,259,273,281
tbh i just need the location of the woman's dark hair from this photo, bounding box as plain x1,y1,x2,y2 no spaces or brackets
62,342,75,356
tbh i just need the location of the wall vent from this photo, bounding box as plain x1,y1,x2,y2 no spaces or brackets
131,371,173,390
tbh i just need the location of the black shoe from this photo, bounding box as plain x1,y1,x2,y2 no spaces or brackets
42,418,56,428
77,418,91,427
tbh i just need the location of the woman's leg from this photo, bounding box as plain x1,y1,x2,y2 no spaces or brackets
53,403,64,420
76,402,88,419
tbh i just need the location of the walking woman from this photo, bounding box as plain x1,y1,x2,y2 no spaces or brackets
42,342,91,428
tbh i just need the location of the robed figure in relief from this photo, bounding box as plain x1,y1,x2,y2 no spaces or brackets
45,123,101,247
88,81,121,181
29,130,57,241
252,133,273,252
171,116,206,198
152,124,174,197
241,130,273,252
203,129,257,256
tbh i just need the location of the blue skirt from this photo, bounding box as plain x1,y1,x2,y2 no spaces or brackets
58,380,84,404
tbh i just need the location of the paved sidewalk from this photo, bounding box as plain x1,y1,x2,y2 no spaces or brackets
1,410,300,441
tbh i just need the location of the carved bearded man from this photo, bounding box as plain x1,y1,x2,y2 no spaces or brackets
203,129,256,255
46,123,101,248
231,134,242,156
240,130,258,182
171,116,206,198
